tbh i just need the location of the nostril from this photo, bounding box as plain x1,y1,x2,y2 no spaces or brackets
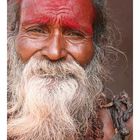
49,57,65,63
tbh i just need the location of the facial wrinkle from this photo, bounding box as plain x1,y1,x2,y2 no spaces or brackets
38,5,73,20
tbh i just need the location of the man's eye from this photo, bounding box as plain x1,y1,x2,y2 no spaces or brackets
64,30,85,38
27,28,45,33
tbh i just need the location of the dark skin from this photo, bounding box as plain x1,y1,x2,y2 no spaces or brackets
16,0,95,66
16,0,133,139
95,109,132,140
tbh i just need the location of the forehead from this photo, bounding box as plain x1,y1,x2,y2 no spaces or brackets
20,0,95,30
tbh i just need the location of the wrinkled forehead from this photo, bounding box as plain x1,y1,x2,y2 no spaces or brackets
20,0,95,26
21,0,94,12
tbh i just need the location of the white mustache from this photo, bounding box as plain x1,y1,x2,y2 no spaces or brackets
23,56,87,85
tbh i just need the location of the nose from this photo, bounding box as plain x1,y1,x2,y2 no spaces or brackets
41,31,67,61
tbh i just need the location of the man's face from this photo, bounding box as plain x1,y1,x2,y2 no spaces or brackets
16,0,95,66
8,1,101,139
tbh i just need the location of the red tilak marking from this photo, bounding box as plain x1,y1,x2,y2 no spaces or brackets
63,19,93,34
63,19,81,30
23,16,93,34
23,16,50,25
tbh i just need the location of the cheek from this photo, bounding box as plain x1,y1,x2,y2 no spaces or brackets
15,37,42,62
66,42,94,66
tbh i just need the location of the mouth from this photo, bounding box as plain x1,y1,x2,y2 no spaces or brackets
36,74,78,89
37,72,76,80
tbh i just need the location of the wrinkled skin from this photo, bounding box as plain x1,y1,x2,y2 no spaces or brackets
15,0,133,139
16,0,95,66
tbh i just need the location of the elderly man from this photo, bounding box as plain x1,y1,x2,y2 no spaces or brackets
7,0,132,140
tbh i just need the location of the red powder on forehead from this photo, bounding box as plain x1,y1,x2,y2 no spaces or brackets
63,19,93,34
21,0,95,34
22,15,93,34
22,16,50,25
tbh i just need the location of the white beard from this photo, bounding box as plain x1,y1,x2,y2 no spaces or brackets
8,56,102,140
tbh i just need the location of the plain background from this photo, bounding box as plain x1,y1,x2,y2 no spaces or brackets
106,0,133,99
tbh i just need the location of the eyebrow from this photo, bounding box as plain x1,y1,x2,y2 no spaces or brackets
62,19,93,34
22,16,93,34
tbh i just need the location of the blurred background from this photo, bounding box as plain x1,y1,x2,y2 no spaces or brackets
106,0,133,99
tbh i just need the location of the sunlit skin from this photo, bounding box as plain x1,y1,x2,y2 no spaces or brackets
15,0,133,139
16,0,96,66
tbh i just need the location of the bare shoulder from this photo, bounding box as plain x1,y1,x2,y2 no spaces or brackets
98,98,133,140
97,108,115,140
97,108,133,140
95,92,133,140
